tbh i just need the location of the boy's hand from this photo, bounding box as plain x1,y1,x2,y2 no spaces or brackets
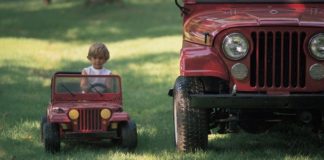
80,70,88,93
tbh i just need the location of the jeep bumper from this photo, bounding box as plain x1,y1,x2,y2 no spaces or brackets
190,94,324,109
62,131,117,140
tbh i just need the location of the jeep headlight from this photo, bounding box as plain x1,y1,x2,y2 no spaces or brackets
68,109,79,120
100,109,112,119
222,33,249,60
309,33,324,60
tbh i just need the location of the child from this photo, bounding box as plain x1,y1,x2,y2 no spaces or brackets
80,42,112,92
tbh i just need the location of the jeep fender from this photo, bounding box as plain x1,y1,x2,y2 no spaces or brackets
180,46,229,80
110,112,130,122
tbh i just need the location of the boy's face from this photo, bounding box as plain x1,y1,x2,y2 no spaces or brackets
90,55,107,69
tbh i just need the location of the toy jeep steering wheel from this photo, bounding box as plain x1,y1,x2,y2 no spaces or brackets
89,83,108,93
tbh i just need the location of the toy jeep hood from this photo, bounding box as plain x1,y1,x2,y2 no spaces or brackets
51,102,122,110
184,3,324,44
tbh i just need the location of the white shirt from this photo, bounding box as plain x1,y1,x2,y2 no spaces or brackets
82,66,112,75
82,66,112,89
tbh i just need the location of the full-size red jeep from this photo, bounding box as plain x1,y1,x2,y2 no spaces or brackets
41,72,137,153
170,0,324,152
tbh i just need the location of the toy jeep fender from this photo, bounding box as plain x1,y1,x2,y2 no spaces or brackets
41,72,137,153
170,0,324,152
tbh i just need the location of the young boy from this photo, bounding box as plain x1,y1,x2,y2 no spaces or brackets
80,42,112,92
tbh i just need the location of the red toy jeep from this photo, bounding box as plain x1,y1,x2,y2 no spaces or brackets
41,72,137,153
170,0,324,152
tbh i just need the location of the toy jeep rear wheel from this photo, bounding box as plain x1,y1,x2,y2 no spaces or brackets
173,76,208,152
43,122,60,153
120,120,137,150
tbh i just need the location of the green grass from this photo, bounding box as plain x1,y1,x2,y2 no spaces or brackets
0,0,324,159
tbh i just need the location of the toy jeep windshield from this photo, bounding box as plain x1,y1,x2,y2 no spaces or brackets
171,0,324,152
41,72,137,153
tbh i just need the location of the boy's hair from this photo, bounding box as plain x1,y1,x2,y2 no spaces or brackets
87,42,110,60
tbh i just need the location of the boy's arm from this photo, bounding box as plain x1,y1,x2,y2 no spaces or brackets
104,70,113,92
105,78,113,92
80,70,88,92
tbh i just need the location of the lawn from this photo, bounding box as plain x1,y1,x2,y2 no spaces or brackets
0,0,324,159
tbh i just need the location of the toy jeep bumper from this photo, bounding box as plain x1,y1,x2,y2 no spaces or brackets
190,93,324,109
62,131,117,139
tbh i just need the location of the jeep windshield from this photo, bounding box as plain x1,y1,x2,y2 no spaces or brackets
55,76,120,94
193,0,324,3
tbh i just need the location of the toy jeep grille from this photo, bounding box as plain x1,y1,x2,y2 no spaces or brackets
77,108,101,131
250,30,307,88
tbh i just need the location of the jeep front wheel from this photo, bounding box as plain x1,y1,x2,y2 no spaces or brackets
173,76,208,152
120,120,138,150
43,122,60,153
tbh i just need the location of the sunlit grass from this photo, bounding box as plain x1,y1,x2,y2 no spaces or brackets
4,120,39,141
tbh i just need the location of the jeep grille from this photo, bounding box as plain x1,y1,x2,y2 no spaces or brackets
250,31,306,88
77,108,101,131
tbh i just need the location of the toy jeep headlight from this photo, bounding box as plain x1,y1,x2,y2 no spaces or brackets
309,33,324,60
100,109,112,119
68,109,79,120
222,33,249,60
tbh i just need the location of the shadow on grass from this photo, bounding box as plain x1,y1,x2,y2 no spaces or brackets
208,125,324,159
0,0,182,43
0,64,54,121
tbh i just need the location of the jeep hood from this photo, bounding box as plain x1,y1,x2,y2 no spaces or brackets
184,4,324,44
51,102,122,111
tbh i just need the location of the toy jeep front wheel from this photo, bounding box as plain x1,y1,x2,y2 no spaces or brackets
120,120,137,150
173,76,208,152
43,122,60,153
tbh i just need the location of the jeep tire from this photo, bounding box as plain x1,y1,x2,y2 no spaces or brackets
120,120,137,150
173,76,208,152
40,115,47,142
43,122,60,153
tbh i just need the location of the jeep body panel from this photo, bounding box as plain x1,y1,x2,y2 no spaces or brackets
47,102,128,123
180,42,229,80
172,0,324,152
46,72,130,140
180,3,324,93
